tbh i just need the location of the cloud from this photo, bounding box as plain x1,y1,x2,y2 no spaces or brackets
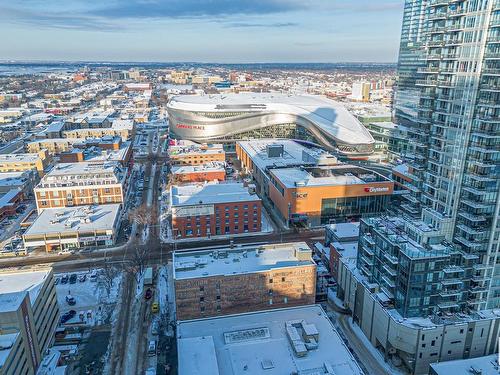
223,22,298,29
0,5,120,31
88,0,303,19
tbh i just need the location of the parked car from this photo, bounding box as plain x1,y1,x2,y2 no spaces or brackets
90,270,98,282
145,288,153,300
147,340,156,356
78,274,86,282
60,310,76,324
151,302,159,314
54,277,60,285
61,274,69,284
69,274,77,284
65,295,76,305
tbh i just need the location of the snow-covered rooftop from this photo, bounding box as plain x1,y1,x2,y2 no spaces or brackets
170,182,260,207
24,204,121,237
168,93,375,148
173,242,314,280
430,354,499,375
0,269,51,313
326,222,360,241
177,305,364,375
270,165,391,189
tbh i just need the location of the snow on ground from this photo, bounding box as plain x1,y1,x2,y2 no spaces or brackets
346,316,408,375
141,225,149,244
135,270,145,299
261,211,274,233
157,266,169,317
55,270,122,326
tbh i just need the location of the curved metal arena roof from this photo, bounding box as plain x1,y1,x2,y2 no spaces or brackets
167,93,375,156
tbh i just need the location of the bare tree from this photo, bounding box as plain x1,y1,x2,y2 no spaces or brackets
125,244,149,285
128,203,158,226
101,260,120,297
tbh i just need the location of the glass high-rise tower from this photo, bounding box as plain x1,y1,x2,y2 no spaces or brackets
365,0,500,312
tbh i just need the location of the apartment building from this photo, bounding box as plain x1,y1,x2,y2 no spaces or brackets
168,140,225,166
393,0,500,309
170,182,262,239
173,242,316,320
62,119,134,141
26,138,77,155
0,150,51,178
23,204,121,252
337,254,500,375
34,162,126,212
0,268,59,375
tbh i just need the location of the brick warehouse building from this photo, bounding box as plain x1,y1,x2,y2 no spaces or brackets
169,182,262,239
173,242,317,320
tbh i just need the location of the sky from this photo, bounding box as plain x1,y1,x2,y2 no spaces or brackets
0,0,404,63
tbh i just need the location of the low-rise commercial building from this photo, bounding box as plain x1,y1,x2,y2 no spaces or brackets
168,140,225,166
268,164,394,226
0,268,59,375
171,162,226,183
0,150,51,178
23,204,121,252
34,162,126,212
170,182,262,239
236,139,337,195
173,242,316,320
177,305,364,375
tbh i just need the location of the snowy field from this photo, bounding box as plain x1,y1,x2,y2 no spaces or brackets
55,269,122,326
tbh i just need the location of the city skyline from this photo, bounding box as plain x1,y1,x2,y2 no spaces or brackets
0,0,404,62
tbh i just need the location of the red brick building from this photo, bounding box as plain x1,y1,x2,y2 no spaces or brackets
171,162,226,184
170,182,262,239
173,242,316,320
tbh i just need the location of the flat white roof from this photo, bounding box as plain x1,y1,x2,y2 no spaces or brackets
177,305,364,375
172,162,225,175
326,222,360,240
0,269,50,313
111,119,134,130
271,165,390,189
169,140,224,156
237,139,329,173
0,153,41,163
40,161,123,180
430,354,499,375
171,182,260,206
270,167,363,188
0,171,31,186
173,242,314,280
24,204,121,237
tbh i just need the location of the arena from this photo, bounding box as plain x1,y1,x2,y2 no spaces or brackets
167,93,375,156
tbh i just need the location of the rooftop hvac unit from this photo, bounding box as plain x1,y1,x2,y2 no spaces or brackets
266,144,284,158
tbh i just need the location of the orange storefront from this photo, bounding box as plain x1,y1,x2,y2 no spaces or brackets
268,174,394,226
